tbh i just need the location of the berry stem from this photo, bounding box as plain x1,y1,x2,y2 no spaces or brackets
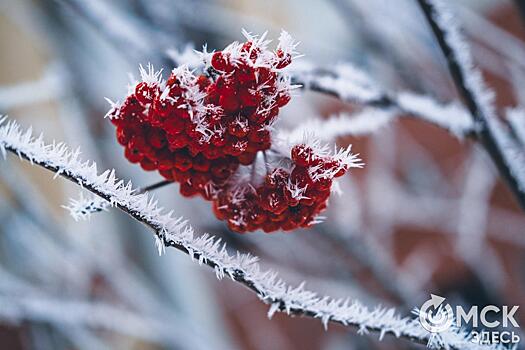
262,151,270,175
140,179,173,193
250,154,258,183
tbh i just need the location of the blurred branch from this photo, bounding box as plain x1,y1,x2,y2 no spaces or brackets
0,64,63,110
309,226,419,309
0,266,208,349
327,0,424,90
59,0,155,61
513,0,525,30
417,0,525,211
290,64,475,137
0,294,200,348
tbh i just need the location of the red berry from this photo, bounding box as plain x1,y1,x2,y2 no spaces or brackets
193,154,211,172
140,158,157,171
227,118,249,137
238,89,261,107
238,152,257,165
120,95,144,120
124,146,143,163
147,128,166,149
173,169,191,183
174,106,191,120
163,117,186,135
167,133,189,150
197,75,211,90
248,128,270,143
116,127,131,145
275,49,292,69
219,94,240,113
157,152,175,171
174,153,192,171
314,177,332,192
224,139,248,157
211,52,232,72
180,181,198,197
135,82,158,105
159,169,174,180
203,145,223,160
211,133,227,147
262,220,280,233
276,92,291,107
291,145,314,167
291,166,313,188
236,64,256,85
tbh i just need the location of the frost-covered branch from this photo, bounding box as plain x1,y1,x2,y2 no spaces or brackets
417,0,525,211
63,179,173,220
290,62,475,137
280,92,476,142
283,109,395,142
0,118,504,350
506,107,525,147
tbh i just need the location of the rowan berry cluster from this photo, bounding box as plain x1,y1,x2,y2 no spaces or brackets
213,144,352,233
108,31,361,233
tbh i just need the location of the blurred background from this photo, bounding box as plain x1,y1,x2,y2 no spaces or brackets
1,0,524,349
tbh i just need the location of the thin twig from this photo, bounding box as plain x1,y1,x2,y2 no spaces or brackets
64,179,174,219
140,179,173,193
513,0,525,31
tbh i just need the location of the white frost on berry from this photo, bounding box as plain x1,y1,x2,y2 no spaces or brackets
285,178,309,200
332,145,363,170
103,97,121,120
139,63,164,86
277,30,300,58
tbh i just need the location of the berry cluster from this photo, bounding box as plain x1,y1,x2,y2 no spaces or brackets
109,31,362,233
213,144,353,233
108,31,296,200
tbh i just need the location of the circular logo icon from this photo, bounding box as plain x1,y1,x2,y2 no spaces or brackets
419,294,454,333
